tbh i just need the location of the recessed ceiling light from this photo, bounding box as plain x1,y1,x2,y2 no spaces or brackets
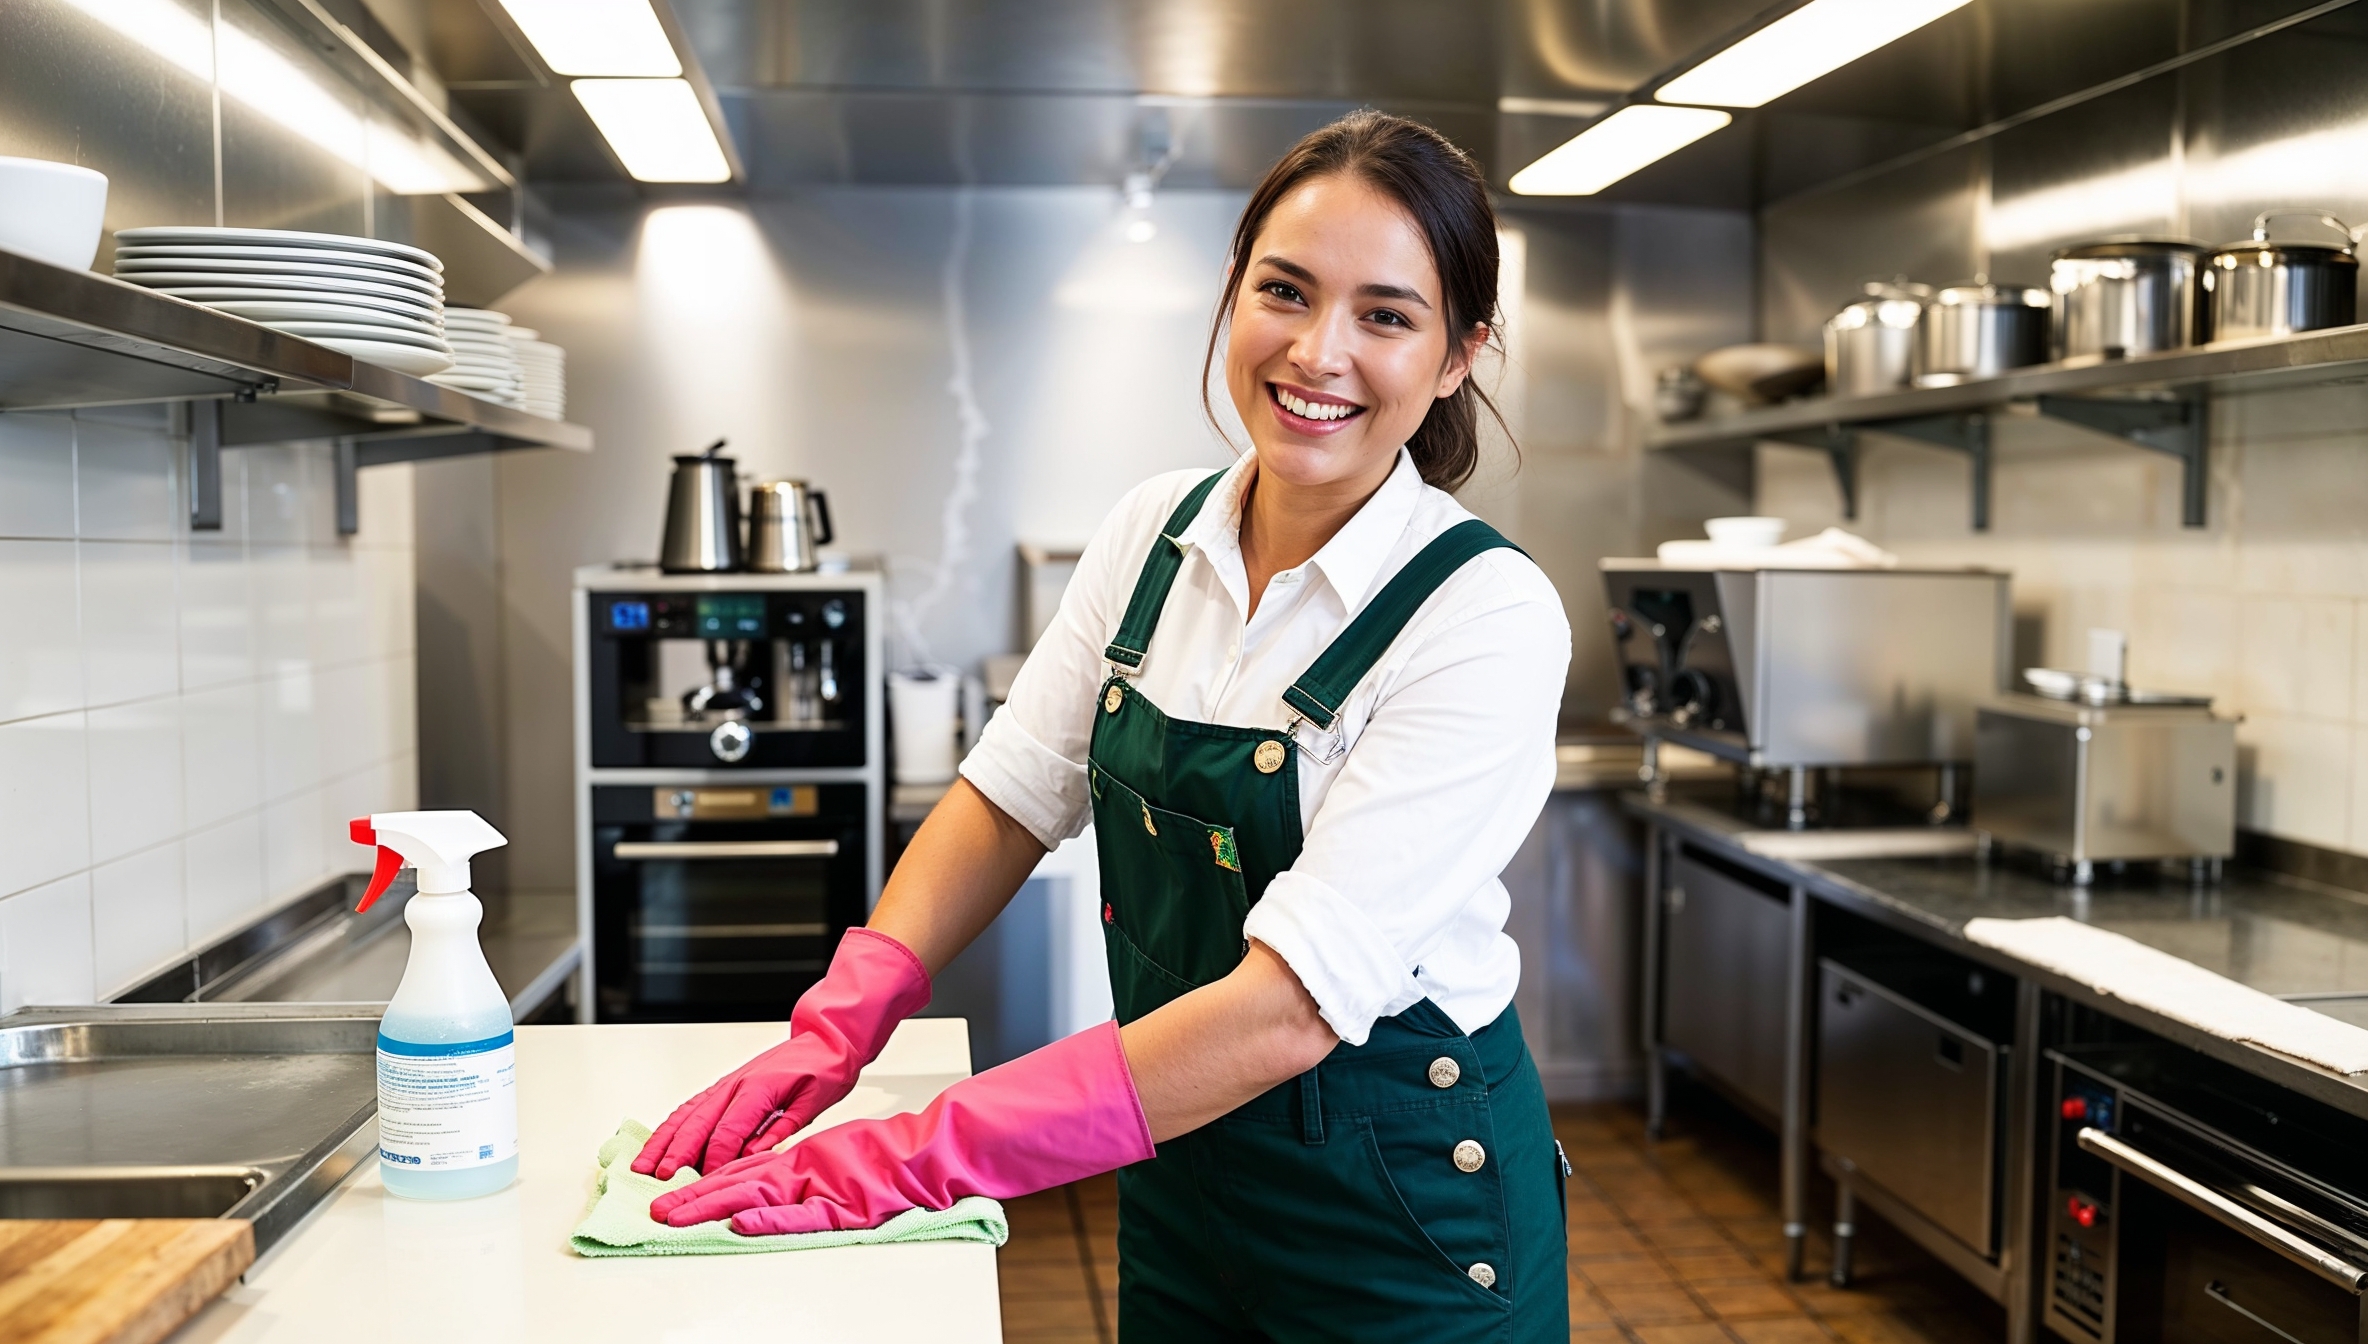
1507,106,1732,196
1655,0,1973,109
498,0,681,77
572,79,731,183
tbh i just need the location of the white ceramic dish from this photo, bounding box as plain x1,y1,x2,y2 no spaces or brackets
112,242,441,282
114,255,442,295
311,336,453,376
119,269,438,303
0,157,108,270
195,298,442,331
1704,516,1787,548
146,287,440,320
267,320,453,352
115,225,439,270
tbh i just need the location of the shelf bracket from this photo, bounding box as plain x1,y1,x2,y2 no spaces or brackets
2035,392,2209,527
188,400,223,532
334,438,360,537
1866,411,1993,531
1768,424,1859,520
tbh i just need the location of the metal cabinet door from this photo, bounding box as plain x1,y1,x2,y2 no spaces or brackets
1661,852,1791,1118
1817,961,2000,1254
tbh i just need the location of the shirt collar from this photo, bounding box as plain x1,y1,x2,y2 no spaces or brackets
1171,446,1425,616
1305,448,1424,614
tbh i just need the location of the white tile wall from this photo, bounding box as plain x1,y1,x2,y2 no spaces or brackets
1753,381,2368,857
0,412,418,1011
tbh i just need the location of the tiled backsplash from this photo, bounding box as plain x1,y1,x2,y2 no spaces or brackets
0,407,417,1011
1756,381,2368,858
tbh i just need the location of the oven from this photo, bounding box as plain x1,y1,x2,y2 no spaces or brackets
2047,1045,2368,1344
589,783,871,1023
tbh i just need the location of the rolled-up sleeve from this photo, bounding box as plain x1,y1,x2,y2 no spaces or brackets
1243,566,1570,1045
959,479,1171,848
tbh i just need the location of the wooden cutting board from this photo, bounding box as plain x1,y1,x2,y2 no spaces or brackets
0,1219,254,1344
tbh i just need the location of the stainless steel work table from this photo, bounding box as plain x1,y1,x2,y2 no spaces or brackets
1624,786,2368,1344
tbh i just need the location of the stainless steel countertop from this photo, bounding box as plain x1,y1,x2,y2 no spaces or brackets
213,888,580,1018
1626,784,2368,1118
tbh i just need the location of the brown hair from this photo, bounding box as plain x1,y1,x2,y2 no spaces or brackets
1203,109,1510,492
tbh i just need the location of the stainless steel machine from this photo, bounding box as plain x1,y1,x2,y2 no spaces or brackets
1974,674,2237,884
1601,560,2010,825
573,565,885,1023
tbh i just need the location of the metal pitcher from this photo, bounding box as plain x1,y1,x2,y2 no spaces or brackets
659,439,743,573
746,479,835,573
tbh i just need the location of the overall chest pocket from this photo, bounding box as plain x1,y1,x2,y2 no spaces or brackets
1089,762,1252,1005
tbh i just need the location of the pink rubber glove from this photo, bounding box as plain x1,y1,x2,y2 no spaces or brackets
633,927,932,1179
651,1020,1155,1235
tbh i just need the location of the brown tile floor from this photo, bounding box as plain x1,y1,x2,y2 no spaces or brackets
999,1087,2004,1343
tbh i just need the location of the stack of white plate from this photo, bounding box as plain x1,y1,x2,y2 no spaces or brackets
430,309,525,406
506,327,566,420
111,225,452,377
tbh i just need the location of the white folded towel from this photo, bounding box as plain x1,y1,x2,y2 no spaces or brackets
1654,527,1900,570
1963,916,2368,1075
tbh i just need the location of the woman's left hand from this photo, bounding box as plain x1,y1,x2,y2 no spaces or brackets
651,1018,1156,1235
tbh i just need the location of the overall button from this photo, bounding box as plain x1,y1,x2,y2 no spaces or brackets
1427,1057,1461,1089
1104,685,1124,714
1467,1262,1497,1288
1452,1140,1486,1173
1253,740,1286,773
1140,803,1158,836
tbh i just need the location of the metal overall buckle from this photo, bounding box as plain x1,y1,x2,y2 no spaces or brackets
1284,707,1346,765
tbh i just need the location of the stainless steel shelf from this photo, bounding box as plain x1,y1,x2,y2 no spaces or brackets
1638,326,2368,529
0,246,590,533
1646,322,2368,452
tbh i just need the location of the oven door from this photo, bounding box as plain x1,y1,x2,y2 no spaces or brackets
591,791,868,1022
2081,1111,2368,1344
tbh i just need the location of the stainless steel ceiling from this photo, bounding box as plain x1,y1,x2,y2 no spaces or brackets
423,0,2360,206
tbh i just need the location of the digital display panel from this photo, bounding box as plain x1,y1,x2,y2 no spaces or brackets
696,594,766,637
608,600,650,632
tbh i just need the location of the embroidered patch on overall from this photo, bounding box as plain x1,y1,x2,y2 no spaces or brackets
1208,827,1240,872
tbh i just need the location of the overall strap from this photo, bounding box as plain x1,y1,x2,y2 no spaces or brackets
1103,470,1230,672
1281,518,1525,732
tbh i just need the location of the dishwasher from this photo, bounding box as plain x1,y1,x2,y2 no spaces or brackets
1815,943,2016,1295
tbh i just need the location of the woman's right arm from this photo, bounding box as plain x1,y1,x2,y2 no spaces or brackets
866,777,1048,973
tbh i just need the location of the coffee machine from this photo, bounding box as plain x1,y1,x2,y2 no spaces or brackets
574,565,885,1023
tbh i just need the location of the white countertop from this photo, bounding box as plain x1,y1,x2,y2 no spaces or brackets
169,1019,998,1344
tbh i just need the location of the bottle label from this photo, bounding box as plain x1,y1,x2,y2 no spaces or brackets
376,1031,518,1171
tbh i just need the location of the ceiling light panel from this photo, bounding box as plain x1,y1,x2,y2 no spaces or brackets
1654,0,1973,109
572,79,731,183
499,0,681,77
1508,106,1731,196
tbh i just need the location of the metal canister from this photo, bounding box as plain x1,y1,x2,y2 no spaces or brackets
1824,280,1932,396
2049,238,2209,359
1913,282,2051,385
2204,210,2360,342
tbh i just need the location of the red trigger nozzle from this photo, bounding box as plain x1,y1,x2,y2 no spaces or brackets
351,817,400,912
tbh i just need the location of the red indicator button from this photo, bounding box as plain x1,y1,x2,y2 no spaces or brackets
2067,1196,2097,1228
2061,1096,2089,1121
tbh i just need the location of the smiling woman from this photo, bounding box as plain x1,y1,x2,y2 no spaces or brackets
1207,109,1509,496
634,109,1571,1344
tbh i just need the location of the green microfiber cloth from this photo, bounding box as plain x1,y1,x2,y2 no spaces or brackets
569,1119,1009,1257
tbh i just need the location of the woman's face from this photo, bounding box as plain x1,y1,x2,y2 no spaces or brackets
1224,173,1481,492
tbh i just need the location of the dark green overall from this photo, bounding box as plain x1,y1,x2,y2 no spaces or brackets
1090,473,1568,1343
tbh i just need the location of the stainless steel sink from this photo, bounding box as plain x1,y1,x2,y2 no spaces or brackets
0,1003,381,1254
0,1166,268,1218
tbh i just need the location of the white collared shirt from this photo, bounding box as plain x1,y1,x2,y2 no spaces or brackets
960,449,1571,1045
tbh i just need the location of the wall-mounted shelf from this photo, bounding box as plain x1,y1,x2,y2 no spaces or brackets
0,247,588,535
1647,323,2368,530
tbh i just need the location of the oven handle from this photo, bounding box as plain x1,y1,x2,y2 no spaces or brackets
613,840,841,860
2078,1127,2368,1293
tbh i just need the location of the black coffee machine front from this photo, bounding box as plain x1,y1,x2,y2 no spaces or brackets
575,567,886,1022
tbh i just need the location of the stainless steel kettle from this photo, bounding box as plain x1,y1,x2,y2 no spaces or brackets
747,479,835,573
659,439,742,573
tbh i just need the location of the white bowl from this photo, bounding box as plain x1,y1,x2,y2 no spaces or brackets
0,158,108,270
1704,516,1786,548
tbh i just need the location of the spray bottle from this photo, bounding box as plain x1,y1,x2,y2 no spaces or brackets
350,810,518,1201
